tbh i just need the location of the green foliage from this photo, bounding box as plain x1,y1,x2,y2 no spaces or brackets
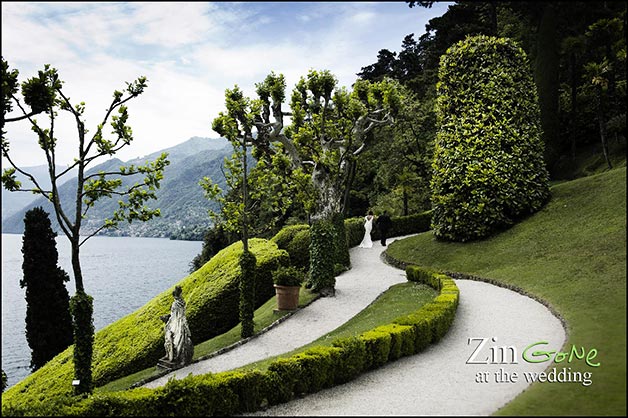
330,337,367,383
360,328,392,369
69,290,95,395
21,207,73,371
284,229,311,270
308,219,336,293
269,223,308,248
239,250,256,338
332,213,350,273
344,211,433,246
19,64,61,116
1,238,288,410
270,224,310,270
1,57,20,121
431,35,551,242
1,369,7,393
190,224,238,272
272,265,305,287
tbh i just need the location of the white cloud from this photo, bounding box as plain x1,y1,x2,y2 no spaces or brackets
349,11,377,24
130,2,216,47
2,1,451,167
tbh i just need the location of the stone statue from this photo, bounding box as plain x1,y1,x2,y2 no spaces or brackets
158,285,193,369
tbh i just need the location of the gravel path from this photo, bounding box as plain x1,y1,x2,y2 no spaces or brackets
142,235,566,415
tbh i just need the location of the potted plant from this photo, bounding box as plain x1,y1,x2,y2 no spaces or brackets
272,266,305,311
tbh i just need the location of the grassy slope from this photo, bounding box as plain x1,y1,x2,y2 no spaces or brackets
1,238,288,411
386,166,626,415
98,286,320,392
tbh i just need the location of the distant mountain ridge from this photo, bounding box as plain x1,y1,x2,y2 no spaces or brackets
2,136,231,240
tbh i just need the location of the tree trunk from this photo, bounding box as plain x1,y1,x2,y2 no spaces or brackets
341,159,357,217
240,137,254,337
597,97,612,170
403,189,409,216
309,217,336,297
569,51,578,162
71,239,84,292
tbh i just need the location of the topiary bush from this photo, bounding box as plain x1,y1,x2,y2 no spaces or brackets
239,250,257,338
285,229,311,270
271,224,310,270
270,224,309,249
69,290,95,395
332,212,350,273
272,265,306,287
309,219,337,294
431,35,551,242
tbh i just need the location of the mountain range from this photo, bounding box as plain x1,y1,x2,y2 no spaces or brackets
1,136,232,240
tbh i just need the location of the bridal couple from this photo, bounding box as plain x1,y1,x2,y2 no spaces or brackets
358,210,392,248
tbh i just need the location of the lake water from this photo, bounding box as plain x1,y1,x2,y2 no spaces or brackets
1,233,202,389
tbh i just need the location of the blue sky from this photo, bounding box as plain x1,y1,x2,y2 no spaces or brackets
2,1,451,167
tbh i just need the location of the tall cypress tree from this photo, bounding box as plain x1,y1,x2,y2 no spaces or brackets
21,207,73,371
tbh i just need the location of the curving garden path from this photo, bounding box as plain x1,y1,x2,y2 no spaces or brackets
143,235,566,415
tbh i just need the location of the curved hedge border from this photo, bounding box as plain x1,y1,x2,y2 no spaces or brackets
1,238,289,415
23,265,458,416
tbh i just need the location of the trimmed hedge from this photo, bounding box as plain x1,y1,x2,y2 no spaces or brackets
18,265,459,416
431,35,550,242
271,224,311,271
346,211,433,246
273,211,433,269
1,238,289,414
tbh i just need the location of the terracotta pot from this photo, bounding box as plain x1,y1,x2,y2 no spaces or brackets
274,284,300,310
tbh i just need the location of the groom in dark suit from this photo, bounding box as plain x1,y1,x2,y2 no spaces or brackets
376,210,392,246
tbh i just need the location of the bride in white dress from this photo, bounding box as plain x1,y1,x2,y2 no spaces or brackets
358,211,375,248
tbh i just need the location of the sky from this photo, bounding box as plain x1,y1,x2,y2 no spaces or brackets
1,1,451,168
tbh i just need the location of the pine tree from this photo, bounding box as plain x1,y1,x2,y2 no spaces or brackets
21,207,73,370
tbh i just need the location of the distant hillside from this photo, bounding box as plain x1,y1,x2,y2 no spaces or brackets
1,137,232,240
1,164,67,220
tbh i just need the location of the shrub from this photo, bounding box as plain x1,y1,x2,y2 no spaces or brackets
331,337,367,383
189,224,238,272
286,229,311,270
271,224,310,270
360,328,392,369
272,265,306,287
69,290,94,395
332,212,350,271
271,224,309,249
309,219,337,293
431,35,550,242
344,217,366,247
239,250,257,338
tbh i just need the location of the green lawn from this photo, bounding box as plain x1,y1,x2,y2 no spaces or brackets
386,166,626,416
236,281,437,372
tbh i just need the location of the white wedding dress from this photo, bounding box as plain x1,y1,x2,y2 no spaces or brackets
358,215,374,248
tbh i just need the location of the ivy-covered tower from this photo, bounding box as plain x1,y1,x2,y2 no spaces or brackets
431,35,550,242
